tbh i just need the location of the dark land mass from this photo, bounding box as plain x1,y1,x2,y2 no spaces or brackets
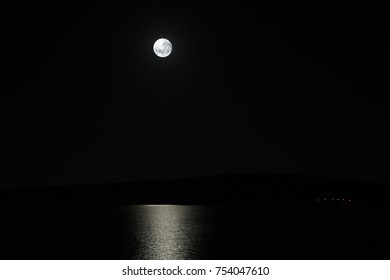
0,173,389,260
0,173,388,205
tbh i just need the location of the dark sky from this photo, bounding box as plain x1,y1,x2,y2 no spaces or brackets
1,1,389,187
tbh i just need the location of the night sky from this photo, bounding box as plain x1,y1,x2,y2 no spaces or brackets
1,1,389,187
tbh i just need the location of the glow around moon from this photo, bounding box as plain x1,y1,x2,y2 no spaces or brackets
153,38,172,58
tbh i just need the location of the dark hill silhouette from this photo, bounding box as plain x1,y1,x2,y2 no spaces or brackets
0,173,388,207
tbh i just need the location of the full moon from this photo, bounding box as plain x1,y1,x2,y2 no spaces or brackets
153,38,172,58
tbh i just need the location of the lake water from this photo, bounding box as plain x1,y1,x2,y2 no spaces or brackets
0,203,389,259
115,205,213,259
100,204,303,259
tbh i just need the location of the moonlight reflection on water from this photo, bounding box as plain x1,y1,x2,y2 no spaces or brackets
122,205,209,259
